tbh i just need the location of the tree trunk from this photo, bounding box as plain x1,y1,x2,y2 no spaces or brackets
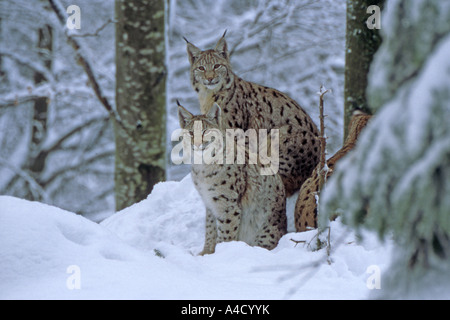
29,25,53,178
115,0,167,211
0,18,3,79
343,0,384,139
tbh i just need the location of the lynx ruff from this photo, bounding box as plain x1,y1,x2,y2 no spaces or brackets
170,118,280,176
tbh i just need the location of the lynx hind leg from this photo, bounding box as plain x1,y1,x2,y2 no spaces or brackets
199,208,217,255
255,177,287,250
294,172,319,232
277,125,320,197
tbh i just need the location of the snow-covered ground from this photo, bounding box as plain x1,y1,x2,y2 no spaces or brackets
0,174,396,300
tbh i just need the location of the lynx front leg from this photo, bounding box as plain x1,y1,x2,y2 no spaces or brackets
215,198,242,244
199,208,217,255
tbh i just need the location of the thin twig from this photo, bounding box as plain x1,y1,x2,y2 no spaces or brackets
316,85,332,264
290,239,307,247
0,158,49,202
317,85,330,191
0,94,48,108
71,18,115,38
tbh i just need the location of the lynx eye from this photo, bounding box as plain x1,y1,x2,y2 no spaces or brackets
213,64,221,69
185,130,194,137
198,66,205,71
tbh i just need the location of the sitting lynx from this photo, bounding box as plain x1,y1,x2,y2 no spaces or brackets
177,101,287,255
294,111,372,232
184,32,319,196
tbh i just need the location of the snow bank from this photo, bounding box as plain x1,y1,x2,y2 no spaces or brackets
0,195,177,299
1,174,393,300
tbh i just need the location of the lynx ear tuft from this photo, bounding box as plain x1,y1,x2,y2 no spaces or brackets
215,31,229,60
177,101,194,128
186,41,202,65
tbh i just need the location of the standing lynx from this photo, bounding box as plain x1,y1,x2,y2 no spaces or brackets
185,32,320,196
177,101,286,255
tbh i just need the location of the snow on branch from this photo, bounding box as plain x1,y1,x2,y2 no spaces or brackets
0,49,55,83
47,0,135,139
0,157,49,202
42,149,115,187
70,18,116,38
0,94,49,109
0,83,53,109
47,0,112,112
317,85,330,191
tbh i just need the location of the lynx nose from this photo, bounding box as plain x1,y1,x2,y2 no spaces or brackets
193,139,203,148
205,71,215,82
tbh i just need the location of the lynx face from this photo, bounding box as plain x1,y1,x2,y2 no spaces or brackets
177,101,224,162
194,56,228,90
186,34,234,93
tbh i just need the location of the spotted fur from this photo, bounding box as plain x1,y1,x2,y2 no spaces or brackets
185,33,320,196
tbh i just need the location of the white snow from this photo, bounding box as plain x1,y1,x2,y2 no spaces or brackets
0,174,395,300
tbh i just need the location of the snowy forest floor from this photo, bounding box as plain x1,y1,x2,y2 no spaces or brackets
1,174,397,300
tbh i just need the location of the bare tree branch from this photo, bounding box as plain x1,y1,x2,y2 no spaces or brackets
41,149,114,187
41,114,109,154
47,0,134,137
0,157,49,202
0,49,55,83
317,85,330,191
71,18,116,38
0,94,48,108
0,83,52,110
